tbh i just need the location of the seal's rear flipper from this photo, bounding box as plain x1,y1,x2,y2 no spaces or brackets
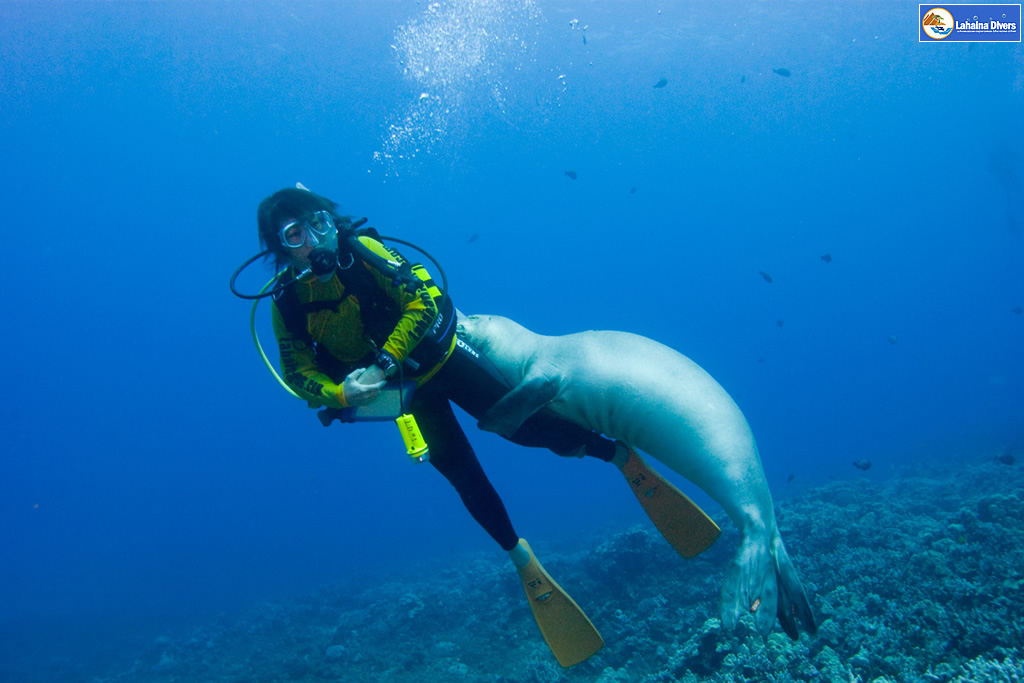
515,539,604,667
479,375,558,437
721,533,816,640
772,535,817,638
619,448,721,558
721,534,778,636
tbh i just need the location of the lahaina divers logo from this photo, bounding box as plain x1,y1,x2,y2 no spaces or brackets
922,7,954,38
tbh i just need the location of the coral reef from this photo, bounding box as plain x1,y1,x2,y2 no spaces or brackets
2,458,1021,682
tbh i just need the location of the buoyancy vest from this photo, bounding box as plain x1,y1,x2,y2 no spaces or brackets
274,232,456,380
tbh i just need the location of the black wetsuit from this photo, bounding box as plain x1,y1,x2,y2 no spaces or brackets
412,339,615,550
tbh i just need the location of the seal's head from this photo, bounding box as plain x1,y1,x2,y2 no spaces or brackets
456,313,492,351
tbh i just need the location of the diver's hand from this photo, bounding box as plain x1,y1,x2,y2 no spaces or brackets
359,364,387,385
342,367,387,406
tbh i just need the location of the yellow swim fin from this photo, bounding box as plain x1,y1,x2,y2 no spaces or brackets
619,448,722,558
515,539,604,668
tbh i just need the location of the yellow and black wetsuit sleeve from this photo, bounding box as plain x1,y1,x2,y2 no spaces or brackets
271,301,349,409
357,235,442,366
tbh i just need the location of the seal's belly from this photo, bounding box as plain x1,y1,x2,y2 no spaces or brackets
550,390,640,444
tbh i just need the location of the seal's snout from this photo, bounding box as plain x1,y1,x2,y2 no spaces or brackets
456,313,487,336
455,310,475,336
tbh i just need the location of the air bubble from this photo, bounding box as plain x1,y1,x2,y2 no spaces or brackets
376,0,542,175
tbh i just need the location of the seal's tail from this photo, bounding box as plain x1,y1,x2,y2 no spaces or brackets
721,533,816,639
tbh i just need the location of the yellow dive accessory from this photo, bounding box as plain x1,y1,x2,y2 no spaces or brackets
250,273,301,398
395,413,429,463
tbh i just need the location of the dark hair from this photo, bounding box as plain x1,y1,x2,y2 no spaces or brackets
257,187,341,268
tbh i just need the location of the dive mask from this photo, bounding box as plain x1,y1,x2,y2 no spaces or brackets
279,210,341,281
278,210,338,250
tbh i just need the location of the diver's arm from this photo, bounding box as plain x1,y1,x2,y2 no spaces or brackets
357,236,440,370
271,301,350,408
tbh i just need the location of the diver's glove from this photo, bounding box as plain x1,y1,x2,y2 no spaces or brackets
341,367,387,406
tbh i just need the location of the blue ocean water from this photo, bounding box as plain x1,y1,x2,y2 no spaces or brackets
1,1,1021,680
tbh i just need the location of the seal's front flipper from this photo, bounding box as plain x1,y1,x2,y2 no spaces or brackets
619,447,721,558
514,539,604,668
479,375,558,437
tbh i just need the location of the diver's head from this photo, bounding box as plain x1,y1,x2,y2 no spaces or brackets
257,187,349,274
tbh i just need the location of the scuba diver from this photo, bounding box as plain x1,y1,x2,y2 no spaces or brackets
231,186,722,667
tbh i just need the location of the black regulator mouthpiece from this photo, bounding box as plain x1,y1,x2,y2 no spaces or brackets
308,247,339,280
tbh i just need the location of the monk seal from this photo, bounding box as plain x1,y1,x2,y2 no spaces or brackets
456,313,816,639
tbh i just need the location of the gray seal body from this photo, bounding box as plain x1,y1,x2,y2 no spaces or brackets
457,313,816,639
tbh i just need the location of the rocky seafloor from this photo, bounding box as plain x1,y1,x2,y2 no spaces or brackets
5,455,1023,682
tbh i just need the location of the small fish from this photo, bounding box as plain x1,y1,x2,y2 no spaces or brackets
994,450,1016,465
821,253,832,263
1013,306,1023,315
772,68,791,77
629,186,637,194
564,170,577,180
759,271,773,283
852,459,872,471
787,472,795,483
583,34,587,45
887,335,898,345
776,319,785,328
467,233,479,243
653,78,668,89
741,75,746,84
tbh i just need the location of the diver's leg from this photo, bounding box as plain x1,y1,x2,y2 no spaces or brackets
410,385,603,665
411,388,519,550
